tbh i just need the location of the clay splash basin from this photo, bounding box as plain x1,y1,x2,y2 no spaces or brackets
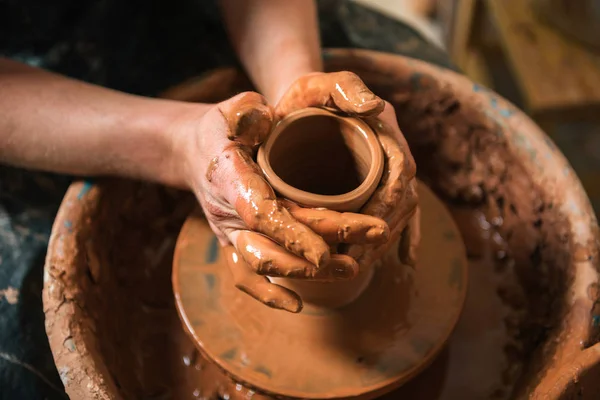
43,48,600,399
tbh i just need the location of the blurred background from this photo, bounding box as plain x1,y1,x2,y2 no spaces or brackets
354,0,600,213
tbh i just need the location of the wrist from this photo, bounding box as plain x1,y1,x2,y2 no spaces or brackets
266,51,323,104
126,98,208,190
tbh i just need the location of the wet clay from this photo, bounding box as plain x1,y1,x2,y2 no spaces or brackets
275,71,385,119
258,107,385,213
44,49,600,400
173,181,467,399
268,113,370,196
346,112,420,269
217,92,273,148
255,106,418,310
207,93,333,268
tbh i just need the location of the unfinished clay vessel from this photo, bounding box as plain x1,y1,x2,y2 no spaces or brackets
44,48,600,400
257,107,384,212
256,106,384,309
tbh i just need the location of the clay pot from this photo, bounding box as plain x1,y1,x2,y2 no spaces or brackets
256,107,384,308
257,107,384,212
44,49,600,399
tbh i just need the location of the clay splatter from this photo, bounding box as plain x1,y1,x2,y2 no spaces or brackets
0,286,19,304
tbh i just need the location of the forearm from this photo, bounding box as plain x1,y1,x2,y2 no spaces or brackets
219,0,322,103
0,58,202,188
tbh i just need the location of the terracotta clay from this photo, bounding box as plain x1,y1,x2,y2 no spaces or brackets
187,91,399,314
172,88,460,399
173,181,467,399
257,107,384,212
44,49,600,400
254,107,385,308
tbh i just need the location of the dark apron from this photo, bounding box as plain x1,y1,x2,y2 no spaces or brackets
0,1,453,398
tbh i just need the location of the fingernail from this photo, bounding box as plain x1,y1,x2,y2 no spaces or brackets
359,88,378,101
332,265,358,279
366,225,390,243
263,295,303,313
313,249,331,268
283,300,303,313
357,98,385,114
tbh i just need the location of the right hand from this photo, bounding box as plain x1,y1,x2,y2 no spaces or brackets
276,72,420,269
171,92,391,312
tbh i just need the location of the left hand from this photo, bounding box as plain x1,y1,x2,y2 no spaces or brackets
275,71,420,268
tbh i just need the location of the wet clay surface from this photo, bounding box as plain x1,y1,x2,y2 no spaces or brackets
268,114,368,196
173,181,467,399
43,180,520,400
44,49,600,400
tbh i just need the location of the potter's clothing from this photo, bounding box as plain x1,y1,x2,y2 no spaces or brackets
0,1,453,398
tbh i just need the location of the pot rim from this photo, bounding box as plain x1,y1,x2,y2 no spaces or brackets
257,107,384,212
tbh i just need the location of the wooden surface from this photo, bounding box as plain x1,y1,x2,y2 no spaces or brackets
444,0,477,69
486,0,600,119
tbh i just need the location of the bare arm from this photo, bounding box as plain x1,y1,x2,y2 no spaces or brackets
0,57,202,188
219,0,323,103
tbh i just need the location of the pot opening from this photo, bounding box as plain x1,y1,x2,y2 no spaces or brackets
268,115,372,195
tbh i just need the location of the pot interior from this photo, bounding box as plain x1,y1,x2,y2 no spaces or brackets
269,113,371,196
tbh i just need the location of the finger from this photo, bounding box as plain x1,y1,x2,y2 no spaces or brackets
375,103,416,172
233,230,358,281
221,147,330,267
328,71,385,116
275,72,385,118
361,109,417,222
217,92,274,148
207,219,230,246
344,108,418,267
399,206,421,267
348,180,419,267
280,199,390,245
223,245,302,313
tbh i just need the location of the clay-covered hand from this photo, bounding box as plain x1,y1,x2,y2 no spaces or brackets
175,92,391,313
276,72,420,267
349,105,420,268
275,71,386,119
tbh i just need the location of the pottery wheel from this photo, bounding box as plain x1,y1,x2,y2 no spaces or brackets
172,182,468,399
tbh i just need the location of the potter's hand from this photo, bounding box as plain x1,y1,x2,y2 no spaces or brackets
275,71,385,119
276,72,420,267
348,105,420,268
180,92,390,313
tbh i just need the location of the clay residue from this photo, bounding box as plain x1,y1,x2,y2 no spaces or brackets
346,108,420,269
0,286,19,304
224,245,303,313
207,93,334,269
44,60,594,400
231,174,330,267
375,67,573,397
275,71,385,119
205,156,219,182
235,230,358,280
282,199,389,245
218,92,273,148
